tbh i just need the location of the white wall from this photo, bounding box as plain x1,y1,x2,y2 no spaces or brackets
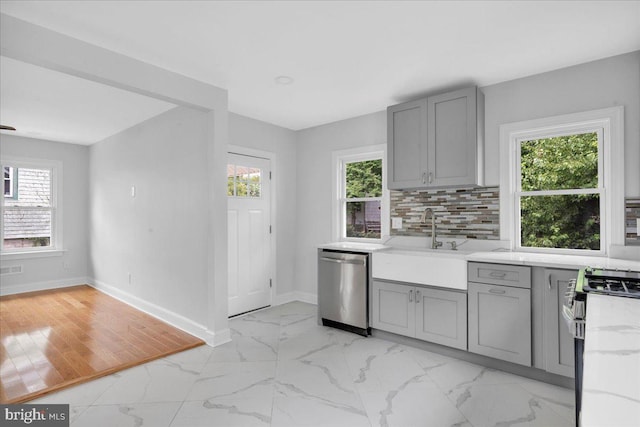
295,111,387,296
228,113,298,300
89,106,211,330
294,51,640,297
0,134,89,294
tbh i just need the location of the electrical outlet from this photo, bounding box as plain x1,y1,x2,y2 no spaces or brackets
391,217,403,229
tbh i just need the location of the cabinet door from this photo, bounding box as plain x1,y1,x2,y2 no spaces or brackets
415,287,467,350
371,280,415,337
544,269,576,377
468,282,532,366
427,87,478,187
387,99,428,190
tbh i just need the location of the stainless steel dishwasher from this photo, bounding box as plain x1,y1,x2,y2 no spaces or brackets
318,250,369,336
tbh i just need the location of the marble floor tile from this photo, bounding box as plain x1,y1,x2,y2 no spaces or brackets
29,373,119,406
186,361,276,401
209,334,279,362
454,383,572,427
93,359,201,404
271,395,370,427
71,402,181,427
171,397,273,427
23,301,575,427
359,380,471,427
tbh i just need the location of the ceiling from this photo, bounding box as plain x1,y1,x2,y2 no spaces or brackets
1,1,639,145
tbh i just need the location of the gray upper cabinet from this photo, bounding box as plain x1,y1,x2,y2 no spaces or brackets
387,86,484,190
387,99,428,189
427,87,484,187
544,268,576,377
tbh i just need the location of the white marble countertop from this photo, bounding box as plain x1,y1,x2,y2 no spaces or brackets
320,242,640,270
581,294,640,427
465,251,640,271
318,242,391,252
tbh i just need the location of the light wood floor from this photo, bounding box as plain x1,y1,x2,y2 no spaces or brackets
0,285,204,403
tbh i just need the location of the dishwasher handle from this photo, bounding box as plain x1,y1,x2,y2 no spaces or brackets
320,257,366,266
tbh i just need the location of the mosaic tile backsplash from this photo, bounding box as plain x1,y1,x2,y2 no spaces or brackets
390,187,500,239
626,198,640,246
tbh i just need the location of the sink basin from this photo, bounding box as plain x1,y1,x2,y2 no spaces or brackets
372,248,468,290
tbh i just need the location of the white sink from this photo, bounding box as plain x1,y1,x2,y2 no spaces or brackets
372,248,468,290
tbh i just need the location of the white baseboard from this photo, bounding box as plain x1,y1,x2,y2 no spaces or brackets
88,278,230,347
274,291,317,306
0,276,89,296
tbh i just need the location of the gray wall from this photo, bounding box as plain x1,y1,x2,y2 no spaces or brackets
294,51,640,297
0,134,89,293
483,50,640,193
228,113,298,298
295,111,387,296
89,106,210,326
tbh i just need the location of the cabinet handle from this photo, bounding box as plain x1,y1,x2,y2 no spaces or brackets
489,288,506,294
409,289,413,302
422,172,427,184
416,290,421,303
428,172,433,184
489,271,507,278
548,275,553,290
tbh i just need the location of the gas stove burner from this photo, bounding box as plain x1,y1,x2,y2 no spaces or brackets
582,268,640,298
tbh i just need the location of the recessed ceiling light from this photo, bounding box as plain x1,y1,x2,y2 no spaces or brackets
274,75,294,85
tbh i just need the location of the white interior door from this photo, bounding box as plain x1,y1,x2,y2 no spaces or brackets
227,152,272,317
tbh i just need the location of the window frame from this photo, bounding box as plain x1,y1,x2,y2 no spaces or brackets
0,157,63,257
3,166,16,199
499,107,624,256
332,144,389,242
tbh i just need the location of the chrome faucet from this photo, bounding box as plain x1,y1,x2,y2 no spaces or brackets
420,208,442,249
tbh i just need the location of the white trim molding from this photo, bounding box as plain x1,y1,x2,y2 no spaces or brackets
89,279,231,348
499,106,624,255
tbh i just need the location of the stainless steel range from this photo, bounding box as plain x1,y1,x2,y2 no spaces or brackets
563,267,640,426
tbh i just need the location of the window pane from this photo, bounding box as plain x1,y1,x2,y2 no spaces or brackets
520,194,600,250
346,159,382,198
4,167,51,207
520,132,598,191
3,208,51,248
346,200,381,239
248,182,261,197
227,175,235,196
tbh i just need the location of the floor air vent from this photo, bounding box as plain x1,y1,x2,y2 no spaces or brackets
0,265,23,276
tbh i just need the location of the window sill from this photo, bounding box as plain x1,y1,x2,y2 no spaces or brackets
1,249,66,261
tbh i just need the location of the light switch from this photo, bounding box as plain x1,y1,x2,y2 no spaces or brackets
391,217,403,229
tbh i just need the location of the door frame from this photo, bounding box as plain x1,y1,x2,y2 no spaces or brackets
227,145,277,312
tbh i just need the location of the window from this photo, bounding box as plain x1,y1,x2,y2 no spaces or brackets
1,159,61,253
517,132,602,250
227,164,261,198
500,107,624,255
333,145,389,241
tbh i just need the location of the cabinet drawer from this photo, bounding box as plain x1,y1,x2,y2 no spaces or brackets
468,262,531,289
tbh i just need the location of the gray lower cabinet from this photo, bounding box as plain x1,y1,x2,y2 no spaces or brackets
544,268,576,377
371,280,467,350
468,281,532,366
